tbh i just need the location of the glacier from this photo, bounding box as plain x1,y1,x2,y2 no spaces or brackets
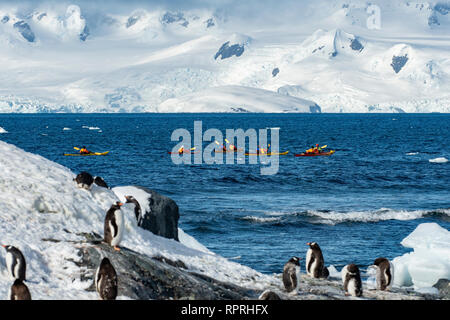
0,1,449,113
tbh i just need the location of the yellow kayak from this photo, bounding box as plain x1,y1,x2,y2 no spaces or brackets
245,151,289,156
64,151,110,156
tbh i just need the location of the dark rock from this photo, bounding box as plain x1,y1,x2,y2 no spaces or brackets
126,15,140,28
161,12,186,25
37,13,47,21
205,18,215,28
214,41,245,60
80,25,89,41
309,104,322,113
433,279,450,299
350,38,364,52
13,21,35,42
132,186,180,241
77,242,257,300
391,55,408,73
2,16,10,24
272,68,279,77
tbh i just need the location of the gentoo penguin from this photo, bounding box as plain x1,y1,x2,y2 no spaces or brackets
2,245,26,281
9,279,31,300
94,176,109,189
373,257,394,291
282,256,301,293
306,242,329,279
342,264,363,297
104,202,124,251
95,257,118,300
74,172,94,190
258,290,281,300
125,195,142,225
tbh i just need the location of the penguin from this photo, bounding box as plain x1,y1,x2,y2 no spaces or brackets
95,257,118,300
305,242,329,279
2,245,26,281
282,256,301,293
9,279,31,300
125,195,143,225
104,202,124,251
74,172,94,190
373,257,394,291
258,290,281,300
94,176,109,189
342,264,363,297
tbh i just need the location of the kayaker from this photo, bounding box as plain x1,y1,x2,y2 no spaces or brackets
79,146,91,154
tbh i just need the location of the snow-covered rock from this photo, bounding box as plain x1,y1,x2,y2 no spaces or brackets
392,223,450,289
158,85,321,113
0,140,276,299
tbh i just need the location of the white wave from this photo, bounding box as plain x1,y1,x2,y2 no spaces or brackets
429,157,448,163
242,216,281,223
0,127,8,133
296,208,450,225
63,127,71,131
88,127,101,130
406,152,418,155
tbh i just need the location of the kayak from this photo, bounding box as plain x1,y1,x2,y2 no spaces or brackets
64,151,110,156
245,151,289,156
168,151,199,154
295,150,335,157
214,148,243,153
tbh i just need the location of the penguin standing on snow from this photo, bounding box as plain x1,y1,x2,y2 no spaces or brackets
95,257,118,300
104,202,124,251
373,257,394,291
125,195,143,226
9,279,31,300
306,242,329,279
283,257,301,293
74,172,94,190
2,245,26,281
342,263,363,297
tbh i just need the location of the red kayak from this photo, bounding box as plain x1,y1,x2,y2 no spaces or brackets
295,150,335,157
168,151,199,154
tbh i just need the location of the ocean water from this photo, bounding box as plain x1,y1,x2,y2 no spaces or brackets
1,113,449,274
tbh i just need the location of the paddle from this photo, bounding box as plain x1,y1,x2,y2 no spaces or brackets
73,147,80,150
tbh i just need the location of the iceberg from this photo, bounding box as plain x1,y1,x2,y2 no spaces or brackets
392,223,450,289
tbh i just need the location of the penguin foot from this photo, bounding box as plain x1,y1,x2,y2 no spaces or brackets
113,246,121,251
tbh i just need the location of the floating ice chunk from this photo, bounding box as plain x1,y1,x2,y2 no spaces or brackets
392,223,450,289
63,127,71,131
429,157,448,163
0,127,7,133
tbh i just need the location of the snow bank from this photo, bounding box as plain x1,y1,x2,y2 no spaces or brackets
393,223,450,289
0,140,275,299
158,85,321,113
429,157,448,163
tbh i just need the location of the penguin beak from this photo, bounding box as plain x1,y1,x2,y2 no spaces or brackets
306,242,310,246
118,202,123,206
1,244,6,248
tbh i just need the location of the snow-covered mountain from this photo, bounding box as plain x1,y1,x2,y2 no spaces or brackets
0,0,449,113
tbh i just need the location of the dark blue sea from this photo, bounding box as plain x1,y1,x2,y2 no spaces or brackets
1,114,449,274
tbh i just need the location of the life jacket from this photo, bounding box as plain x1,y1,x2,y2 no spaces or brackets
80,148,89,154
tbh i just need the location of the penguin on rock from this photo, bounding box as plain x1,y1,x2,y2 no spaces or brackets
282,256,301,293
95,257,118,300
373,257,394,291
342,263,363,297
104,202,124,251
305,242,329,279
